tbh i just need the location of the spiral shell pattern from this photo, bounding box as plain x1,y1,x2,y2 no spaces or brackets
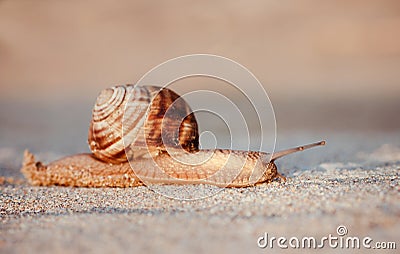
88,85,199,163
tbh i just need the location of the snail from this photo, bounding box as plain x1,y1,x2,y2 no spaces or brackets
21,85,325,188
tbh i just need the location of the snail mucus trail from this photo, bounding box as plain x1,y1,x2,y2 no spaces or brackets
21,85,325,188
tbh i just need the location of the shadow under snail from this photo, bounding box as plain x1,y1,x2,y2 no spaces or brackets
21,85,325,188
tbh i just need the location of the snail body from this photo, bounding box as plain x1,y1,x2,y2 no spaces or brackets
21,85,325,188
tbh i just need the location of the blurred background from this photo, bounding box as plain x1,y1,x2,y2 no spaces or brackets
0,0,399,170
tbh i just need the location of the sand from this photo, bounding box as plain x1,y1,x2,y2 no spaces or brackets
0,133,399,253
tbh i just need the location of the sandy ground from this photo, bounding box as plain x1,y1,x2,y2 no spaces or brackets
0,132,399,253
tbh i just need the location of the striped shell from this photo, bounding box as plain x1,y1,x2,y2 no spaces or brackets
88,85,199,163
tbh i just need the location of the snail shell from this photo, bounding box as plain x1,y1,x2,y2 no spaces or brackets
20,84,326,188
88,85,199,163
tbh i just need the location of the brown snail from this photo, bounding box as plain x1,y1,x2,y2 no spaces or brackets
21,85,325,188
